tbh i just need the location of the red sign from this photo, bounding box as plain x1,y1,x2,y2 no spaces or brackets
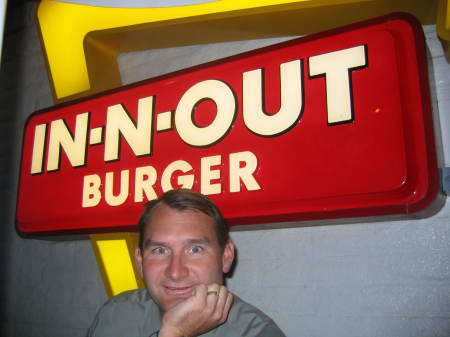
17,13,440,235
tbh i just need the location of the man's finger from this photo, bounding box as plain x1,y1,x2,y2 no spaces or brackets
206,284,220,297
205,283,221,312
214,285,228,314
206,290,219,296
193,284,208,305
220,292,234,323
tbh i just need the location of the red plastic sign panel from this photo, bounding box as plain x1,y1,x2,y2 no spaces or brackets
17,13,440,235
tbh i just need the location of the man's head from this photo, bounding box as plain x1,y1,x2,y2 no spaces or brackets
137,189,230,251
135,189,235,312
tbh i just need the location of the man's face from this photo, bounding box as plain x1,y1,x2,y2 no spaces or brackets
135,203,234,312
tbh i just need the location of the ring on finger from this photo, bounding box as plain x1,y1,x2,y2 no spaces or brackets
207,290,219,296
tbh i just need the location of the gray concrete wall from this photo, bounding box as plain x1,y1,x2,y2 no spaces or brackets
1,3,449,337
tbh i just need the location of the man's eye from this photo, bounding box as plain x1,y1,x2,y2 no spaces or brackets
189,245,204,254
152,247,167,254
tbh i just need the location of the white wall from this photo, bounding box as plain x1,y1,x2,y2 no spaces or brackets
0,3,449,337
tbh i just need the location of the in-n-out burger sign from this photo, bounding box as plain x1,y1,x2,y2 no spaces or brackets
32,46,365,202
17,13,441,234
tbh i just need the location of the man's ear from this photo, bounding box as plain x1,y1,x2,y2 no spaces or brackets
222,240,235,273
134,247,143,278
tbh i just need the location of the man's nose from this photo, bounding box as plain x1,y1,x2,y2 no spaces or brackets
165,253,188,281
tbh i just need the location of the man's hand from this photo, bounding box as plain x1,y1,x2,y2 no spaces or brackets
158,283,234,337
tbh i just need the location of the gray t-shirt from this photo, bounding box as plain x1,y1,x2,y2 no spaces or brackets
87,289,286,337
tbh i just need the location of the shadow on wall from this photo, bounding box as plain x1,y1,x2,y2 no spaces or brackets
0,1,43,335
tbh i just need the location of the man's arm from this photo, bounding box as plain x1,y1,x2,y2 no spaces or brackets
255,322,287,337
159,284,233,337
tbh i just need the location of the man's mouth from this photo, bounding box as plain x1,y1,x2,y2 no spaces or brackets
163,285,194,297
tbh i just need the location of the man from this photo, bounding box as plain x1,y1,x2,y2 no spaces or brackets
88,189,286,337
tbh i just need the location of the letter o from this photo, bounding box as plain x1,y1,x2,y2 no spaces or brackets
175,80,236,147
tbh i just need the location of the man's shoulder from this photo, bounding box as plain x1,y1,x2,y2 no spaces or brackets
229,296,271,320
87,289,160,337
96,288,158,319
217,296,286,337
105,288,152,305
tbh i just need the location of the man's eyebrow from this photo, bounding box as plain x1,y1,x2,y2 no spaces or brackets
142,237,211,250
142,239,166,250
186,237,211,245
